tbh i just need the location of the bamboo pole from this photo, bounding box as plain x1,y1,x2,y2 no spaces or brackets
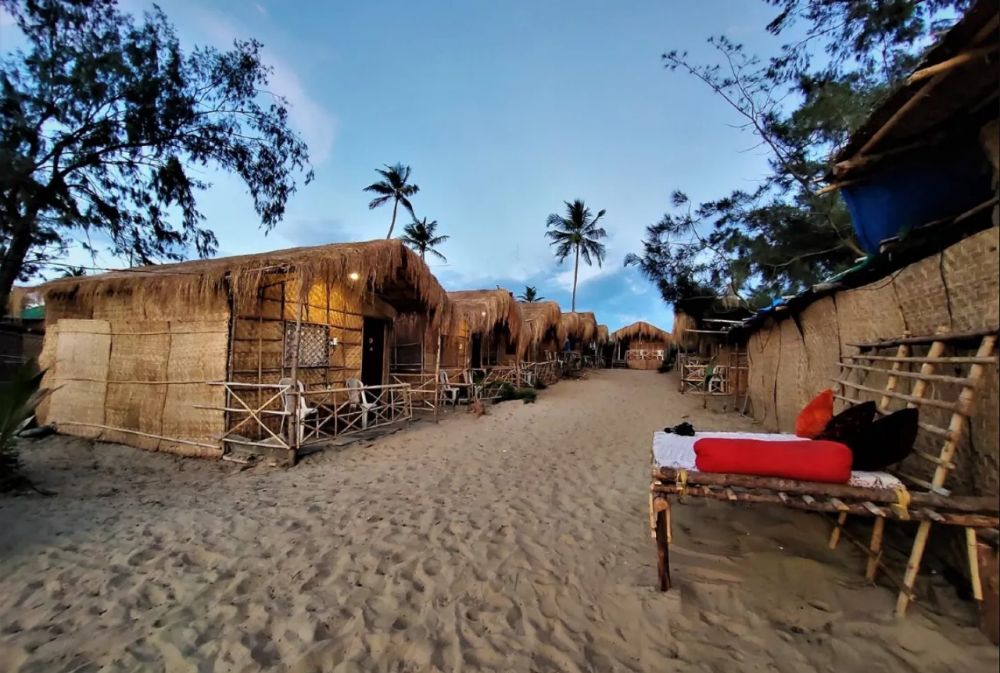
433,332,442,423
848,328,999,349
967,528,983,601
652,484,998,526
837,361,972,386
650,473,997,513
56,421,219,450
906,43,999,84
897,520,932,616
845,354,995,365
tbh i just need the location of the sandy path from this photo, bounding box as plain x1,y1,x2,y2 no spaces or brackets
0,370,996,673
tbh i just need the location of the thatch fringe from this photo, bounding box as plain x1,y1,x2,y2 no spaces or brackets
446,289,522,338
560,311,598,343
519,301,562,351
597,324,610,345
39,240,450,325
6,285,38,318
611,321,672,343
672,310,698,350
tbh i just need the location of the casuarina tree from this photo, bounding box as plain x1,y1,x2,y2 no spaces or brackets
0,0,313,311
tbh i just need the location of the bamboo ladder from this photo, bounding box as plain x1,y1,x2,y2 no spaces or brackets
828,331,997,616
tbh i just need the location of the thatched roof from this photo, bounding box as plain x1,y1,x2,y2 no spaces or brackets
39,239,449,320
519,301,562,349
446,289,522,338
611,321,671,343
596,324,610,345
560,311,598,343
672,311,698,350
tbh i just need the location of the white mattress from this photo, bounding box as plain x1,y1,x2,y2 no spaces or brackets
652,431,903,490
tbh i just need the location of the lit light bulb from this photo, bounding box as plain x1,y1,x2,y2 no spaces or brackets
348,272,360,281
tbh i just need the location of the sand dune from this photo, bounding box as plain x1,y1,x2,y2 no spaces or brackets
0,370,996,672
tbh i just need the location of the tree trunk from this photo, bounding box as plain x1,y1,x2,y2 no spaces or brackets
571,243,580,312
0,218,34,316
387,199,399,239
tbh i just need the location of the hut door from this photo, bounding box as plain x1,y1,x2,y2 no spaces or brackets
470,334,482,369
361,318,387,386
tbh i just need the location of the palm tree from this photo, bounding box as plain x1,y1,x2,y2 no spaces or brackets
518,286,544,302
400,217,449,262
363,163,420,239
545,199,607,311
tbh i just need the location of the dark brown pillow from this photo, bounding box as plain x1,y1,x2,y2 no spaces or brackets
816,401,877,452
851,407,919,471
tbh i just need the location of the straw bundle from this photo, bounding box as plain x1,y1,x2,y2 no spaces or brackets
560,311,598,343
597,324,610,345
40,239,450,326
519,301,562,352
611,321,672,343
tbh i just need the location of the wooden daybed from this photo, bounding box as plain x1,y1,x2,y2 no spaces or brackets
649,331,999,616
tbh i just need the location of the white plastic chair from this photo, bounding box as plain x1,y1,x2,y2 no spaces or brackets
437,370,460,407
346,378,376,429
278,377,317,445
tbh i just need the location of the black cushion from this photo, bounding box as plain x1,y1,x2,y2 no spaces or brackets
816,401,877,451
850,407,920,471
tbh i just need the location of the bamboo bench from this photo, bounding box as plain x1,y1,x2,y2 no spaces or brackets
649,330,999,616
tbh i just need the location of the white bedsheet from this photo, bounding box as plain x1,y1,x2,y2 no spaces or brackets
652,431,903,490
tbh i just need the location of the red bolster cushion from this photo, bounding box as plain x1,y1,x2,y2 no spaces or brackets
694,438,853,484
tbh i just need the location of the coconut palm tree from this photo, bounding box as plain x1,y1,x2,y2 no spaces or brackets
363,163,420,238
518,286,544,302
400,217,449,262
545,199,607,311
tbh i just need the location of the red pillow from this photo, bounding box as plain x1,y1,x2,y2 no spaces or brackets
694,438,852,483
795,388,834,438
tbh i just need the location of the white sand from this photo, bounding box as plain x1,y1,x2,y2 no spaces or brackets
1,370,996,673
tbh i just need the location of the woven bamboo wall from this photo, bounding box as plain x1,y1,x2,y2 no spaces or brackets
625,338,668,370
746,227,999,497
38,294,229,458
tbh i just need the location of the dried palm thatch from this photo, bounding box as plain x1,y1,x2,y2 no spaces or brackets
6,286,39,318
39,240,450,325
672,310,698,350
519,301,562,352
611,321,672,343
560,311,598,343
597,324,610,345
446,289,522,338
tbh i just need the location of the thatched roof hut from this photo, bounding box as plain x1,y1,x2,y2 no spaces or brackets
519,300,562,357
611,321,672,344
559,311,598,345
445,289,525,364
596,324,610,345
37,240,449,462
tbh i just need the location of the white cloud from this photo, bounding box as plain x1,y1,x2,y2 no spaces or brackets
253,2,268,17
549,261,618,293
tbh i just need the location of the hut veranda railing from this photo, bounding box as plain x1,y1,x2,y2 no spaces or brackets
650,330,999,616
205,381,413,460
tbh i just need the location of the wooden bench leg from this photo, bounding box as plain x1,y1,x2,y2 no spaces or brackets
967,527,983,602
896,520,932,616
866,517,885,581
653,496,672,591
829,512,848,549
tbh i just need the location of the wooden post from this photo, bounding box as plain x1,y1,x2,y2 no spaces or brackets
653,496,671,591
433,332,442,423
287,287,304,460
866,517,885,581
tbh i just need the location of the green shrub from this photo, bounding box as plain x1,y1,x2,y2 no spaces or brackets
1,360,51,492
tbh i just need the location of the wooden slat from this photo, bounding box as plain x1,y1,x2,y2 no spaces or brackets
725,488,738,501
863,501,887,517
802,495,816,505
845,354,995,365
834,379,963,413
897,472,951,496
847,328,1000,349
914,450,955,469
837,361,972,386
830,497,850,512
921,508,945,523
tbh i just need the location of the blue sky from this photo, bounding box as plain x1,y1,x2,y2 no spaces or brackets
4,0,789,332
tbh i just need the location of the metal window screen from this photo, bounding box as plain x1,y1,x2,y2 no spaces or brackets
284,322,329,368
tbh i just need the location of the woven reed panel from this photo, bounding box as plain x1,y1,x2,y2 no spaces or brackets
283,322,329,368
99,321,169,450
344,344,362,373
46,319,111,439
160,320,227,455
747,325,781,430
941,227,999,333
891,255,954,337
834,281,906,350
